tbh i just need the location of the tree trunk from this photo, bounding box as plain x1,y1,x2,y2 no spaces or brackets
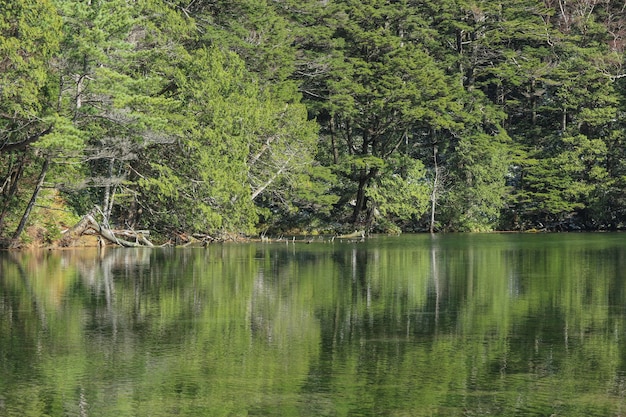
250,158,291,201
352,167,379,224
0,154,27,231
102,158,115,225
12,156,50,242
0,126,53,154
530,79,537,126
352,169,369,223
67,212,153,247
430,145,439,234
330,115,339,165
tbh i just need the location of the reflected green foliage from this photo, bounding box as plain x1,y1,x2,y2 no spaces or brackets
2,235,626,415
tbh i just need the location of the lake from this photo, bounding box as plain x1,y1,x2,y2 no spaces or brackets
1,233,626,416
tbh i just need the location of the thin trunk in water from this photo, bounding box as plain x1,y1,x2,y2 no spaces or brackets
430,145,438,234
102,158,114,226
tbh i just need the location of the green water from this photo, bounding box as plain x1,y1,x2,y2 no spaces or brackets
1,233,626,416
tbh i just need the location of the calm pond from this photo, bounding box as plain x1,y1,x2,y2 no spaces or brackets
1,233,626,416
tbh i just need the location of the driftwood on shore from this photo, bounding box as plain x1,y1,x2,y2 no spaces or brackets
63,212,154,247
336,230,366,239
171,233,216,247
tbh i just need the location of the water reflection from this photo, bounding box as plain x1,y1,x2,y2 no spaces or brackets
1,234,626,416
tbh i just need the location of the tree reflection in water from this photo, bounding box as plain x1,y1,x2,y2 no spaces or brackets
1,233,626,416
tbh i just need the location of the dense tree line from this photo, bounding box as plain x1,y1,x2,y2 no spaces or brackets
1,0,626,244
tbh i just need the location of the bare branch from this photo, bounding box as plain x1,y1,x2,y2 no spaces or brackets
0,126,53,153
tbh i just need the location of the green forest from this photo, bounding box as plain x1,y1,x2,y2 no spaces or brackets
2,0,626,246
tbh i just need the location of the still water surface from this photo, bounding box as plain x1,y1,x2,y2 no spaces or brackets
1,233,626,416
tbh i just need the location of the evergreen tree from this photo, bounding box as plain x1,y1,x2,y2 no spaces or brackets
5,0,626,240
291,0,460,229
0,0,61,153
503,5,622,229
0,0,63,241
136,46,258,235
52,0,190,229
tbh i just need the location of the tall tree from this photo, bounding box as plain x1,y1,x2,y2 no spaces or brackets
502,3,623,229
0,0,61,153
52,0,185,227
0,0,62,241
172,0,337,234
292,0,461,228
142,46,260,235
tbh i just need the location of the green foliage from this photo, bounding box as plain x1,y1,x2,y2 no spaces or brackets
443,129,511,232
198,0,296,84
0,0,61,123
136,46,258,234
5,0,626,240
0,0,65,240
293,0,468,228
366,156,431,229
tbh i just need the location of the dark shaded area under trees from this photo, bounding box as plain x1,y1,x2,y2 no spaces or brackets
2,0,626,247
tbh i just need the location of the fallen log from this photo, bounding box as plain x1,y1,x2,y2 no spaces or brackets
192,233,215,246
84,215,150,247
336,230,366,239
63,211,155,247
113,229,150,237
111,229,154,247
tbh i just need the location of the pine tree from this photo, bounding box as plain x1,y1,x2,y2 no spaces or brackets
0,0,63,241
